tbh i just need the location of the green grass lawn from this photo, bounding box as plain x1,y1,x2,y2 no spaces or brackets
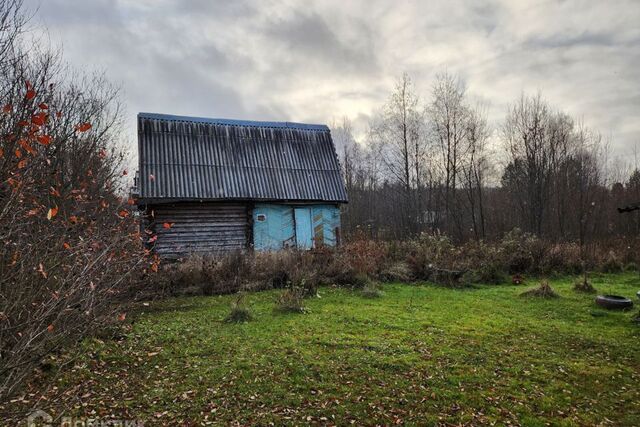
34,274,640,425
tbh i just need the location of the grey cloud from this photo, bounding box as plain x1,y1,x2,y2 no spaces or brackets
525,32,619,49
468,2,500,34
265,11,379,75
26,0,123,27
20,0,640,160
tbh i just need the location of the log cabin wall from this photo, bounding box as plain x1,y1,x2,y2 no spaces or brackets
147,202,249,259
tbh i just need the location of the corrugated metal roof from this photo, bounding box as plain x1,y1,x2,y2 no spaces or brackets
137,112,348,203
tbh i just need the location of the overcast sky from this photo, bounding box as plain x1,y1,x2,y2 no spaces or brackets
24,0,640,161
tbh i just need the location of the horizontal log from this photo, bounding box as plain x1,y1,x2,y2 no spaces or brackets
151,219,247,225
155,224,247,231
152,207,247,213
155,239,245,244
156,244,245,254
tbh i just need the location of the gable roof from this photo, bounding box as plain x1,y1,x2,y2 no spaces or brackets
137,112,348,203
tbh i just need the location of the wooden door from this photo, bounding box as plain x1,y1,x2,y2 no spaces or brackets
294,207,313,249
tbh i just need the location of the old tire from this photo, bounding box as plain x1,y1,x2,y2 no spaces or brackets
595,295,633,310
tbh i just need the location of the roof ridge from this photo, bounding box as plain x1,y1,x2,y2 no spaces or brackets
138,112,330,131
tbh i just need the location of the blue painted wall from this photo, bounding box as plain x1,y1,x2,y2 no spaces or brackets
310,205,339,247
253,203,340,251
253,204,295,251
294,208,314,249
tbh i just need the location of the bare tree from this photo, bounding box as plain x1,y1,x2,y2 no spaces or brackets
332,117,358,192
371,73,425,235
428,72,470,238
337,75,628,245
502,93,554,236
567,124,605,247
461,104,490,240
547,111,574,239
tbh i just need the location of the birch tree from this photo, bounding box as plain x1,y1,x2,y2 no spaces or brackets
372,73,426,234
428,72,470,238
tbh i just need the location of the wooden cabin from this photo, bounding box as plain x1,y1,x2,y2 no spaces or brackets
132,113,348,258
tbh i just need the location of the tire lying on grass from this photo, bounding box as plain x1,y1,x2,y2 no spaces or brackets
595,295,634,310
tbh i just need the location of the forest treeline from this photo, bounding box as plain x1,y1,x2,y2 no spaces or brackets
334,73,640,243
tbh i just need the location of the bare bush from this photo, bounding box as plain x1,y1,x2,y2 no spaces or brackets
378,261,413,282
201,251,252,295
497,228,544,274
155,232,640,298
224,293,253,323
405,233,456,279
360,281,384,298
0,2,145,403
521,281,559,298
573,274,597,293
275,283,307,313
600,251,624,273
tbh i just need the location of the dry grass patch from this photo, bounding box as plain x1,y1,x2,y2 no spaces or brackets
573,276,597,293
521,280,559,298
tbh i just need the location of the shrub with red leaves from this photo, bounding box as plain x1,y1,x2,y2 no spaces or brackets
0,3,148,404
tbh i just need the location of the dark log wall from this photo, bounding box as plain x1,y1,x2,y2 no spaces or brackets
147,202,249,258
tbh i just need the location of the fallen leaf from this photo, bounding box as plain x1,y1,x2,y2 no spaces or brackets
47,206,58,220
37,263,47,278
47,324,54,333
